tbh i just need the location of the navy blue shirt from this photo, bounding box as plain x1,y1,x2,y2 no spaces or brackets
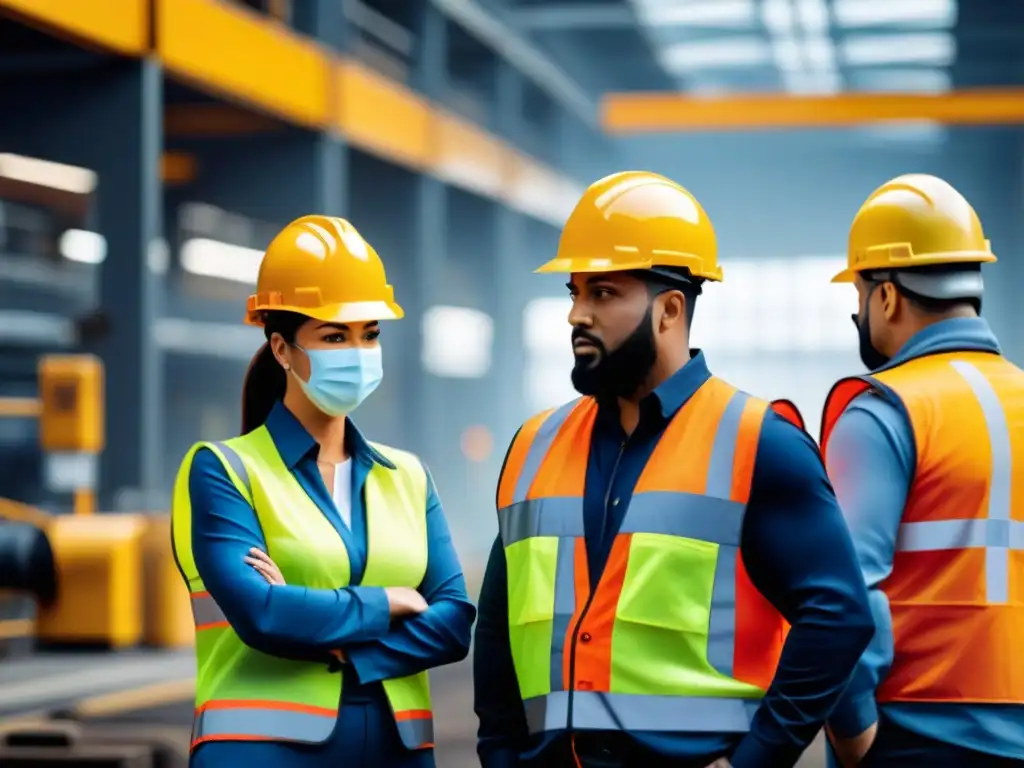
188,402,476,710
473,352,874,768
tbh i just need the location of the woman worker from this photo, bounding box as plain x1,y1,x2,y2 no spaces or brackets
171,215,476,767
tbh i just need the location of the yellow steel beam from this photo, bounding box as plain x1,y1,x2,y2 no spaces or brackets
0,0,149,56
156,0,331,129
3,0,582,230
0,497,51,530
0,397,40,418
601,88,1024,133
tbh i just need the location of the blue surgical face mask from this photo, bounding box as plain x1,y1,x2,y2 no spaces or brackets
292,345,383,417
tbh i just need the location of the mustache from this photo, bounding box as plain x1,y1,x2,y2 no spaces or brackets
571,328,604,352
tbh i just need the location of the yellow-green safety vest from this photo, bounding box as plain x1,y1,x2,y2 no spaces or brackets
171,424,434,752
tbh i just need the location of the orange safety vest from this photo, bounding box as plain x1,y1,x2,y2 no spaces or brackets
820,350,1024,704
497,377,788,734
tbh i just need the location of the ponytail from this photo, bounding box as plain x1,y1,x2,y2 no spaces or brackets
241,343,286,434
241,310,308,434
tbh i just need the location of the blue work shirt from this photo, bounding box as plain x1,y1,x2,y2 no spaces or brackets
474,352,874,768
187,401,475,766
826,317,1024,761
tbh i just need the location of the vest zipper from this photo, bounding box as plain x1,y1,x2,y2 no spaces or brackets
565,439,627,732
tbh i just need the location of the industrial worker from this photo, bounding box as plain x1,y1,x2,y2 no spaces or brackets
473,171,875,768
821,175,1024,767
170,215,475,768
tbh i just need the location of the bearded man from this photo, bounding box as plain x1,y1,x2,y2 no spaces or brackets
472,171,873,768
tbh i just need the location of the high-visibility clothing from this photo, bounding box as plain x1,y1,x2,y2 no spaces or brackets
171,426,433,751
246,215,404,327
832,174,996,284
770,399,805,431
821,350,1024,704
497,377,787,736
535,171,724,282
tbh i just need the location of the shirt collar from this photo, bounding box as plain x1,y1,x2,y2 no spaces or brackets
889,316,1001,366
650,349,713,419
597,349,713,426
263,401,396,471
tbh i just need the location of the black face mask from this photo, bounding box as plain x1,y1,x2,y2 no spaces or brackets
852,284,890,371
571,306,658,400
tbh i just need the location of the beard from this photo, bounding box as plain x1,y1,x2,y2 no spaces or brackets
570,308,658,400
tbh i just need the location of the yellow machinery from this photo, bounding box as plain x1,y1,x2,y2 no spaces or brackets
0,356,192,651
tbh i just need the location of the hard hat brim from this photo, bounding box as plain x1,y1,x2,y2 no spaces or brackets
246,299,405,327
535,256,723,281
831,268,856,283
832,251,997,284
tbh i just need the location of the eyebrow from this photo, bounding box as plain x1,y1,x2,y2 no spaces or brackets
316,321,380,331
566,276,618,291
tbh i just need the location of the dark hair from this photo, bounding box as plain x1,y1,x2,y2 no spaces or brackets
636,267,702,327
241,310,309,434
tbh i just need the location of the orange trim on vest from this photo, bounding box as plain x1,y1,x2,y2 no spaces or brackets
497,407,554,510
821,352,1024,704
503,378,788,694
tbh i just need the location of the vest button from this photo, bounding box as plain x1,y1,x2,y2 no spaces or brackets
580,632,592,643
577,680,592,691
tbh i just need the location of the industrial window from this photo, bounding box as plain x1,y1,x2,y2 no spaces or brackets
692,255,861,437
523,297,575,413
421,305,494,379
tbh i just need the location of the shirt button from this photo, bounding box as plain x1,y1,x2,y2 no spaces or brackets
580,632,592,643
577,680,592,691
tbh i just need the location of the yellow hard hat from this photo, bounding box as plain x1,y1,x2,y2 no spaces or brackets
245,215,404,327
536,171,723,281
833,174,996,283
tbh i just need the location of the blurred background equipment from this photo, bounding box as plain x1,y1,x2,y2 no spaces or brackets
0,0,1021,765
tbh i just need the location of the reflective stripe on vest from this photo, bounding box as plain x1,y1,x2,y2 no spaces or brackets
498,378,787,735
525,691,761,734
171,429,434,749
821,351,1024,704
193,701,337,744
190,591,228,631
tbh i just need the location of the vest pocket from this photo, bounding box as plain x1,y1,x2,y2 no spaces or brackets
505,536,559,699
610,533,720,695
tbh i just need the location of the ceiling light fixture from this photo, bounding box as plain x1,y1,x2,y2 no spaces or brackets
761,0,796,35
833,0,957,28
638,0,756,27
659,37,771,71
795,0,830,34
841,32,955,66
803,34,837,70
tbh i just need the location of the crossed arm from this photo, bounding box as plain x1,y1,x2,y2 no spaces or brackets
189,447,475,677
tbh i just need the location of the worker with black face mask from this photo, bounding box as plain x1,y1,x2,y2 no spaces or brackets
473,171,873,768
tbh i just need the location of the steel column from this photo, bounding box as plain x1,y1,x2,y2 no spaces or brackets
407,2,450,458
494,61,529,441
0,59,165,509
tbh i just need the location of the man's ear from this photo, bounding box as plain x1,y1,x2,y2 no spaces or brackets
658,290,686,332
880,282,900,322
